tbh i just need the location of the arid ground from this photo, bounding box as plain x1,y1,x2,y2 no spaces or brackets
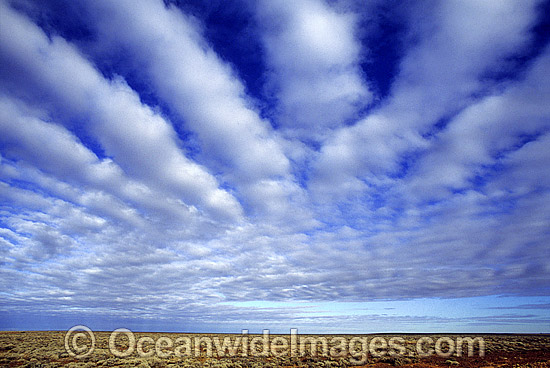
1,331,549,367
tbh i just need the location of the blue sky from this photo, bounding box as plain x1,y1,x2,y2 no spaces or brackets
0,0,549,333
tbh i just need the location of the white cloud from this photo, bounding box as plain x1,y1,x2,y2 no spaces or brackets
78,0,317,226
404,44,550,201
0,1,242,221
0,0,549,332
311,0,541,198
257,0,372,140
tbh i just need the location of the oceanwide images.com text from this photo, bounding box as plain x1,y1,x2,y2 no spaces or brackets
66,326,485,365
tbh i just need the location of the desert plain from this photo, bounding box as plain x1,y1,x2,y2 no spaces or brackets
0,331,549,367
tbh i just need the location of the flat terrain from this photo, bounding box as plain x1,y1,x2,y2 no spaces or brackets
0,331,549,367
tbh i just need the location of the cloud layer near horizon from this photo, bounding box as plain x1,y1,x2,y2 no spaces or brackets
1,0,549,332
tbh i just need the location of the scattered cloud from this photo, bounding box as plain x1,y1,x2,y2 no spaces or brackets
0,0,549,332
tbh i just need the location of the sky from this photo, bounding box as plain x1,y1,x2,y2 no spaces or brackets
0,0,549,334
